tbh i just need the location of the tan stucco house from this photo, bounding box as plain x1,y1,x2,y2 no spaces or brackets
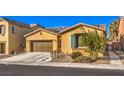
60,23,105,54
0,18,42,54
109,17,124,50
0,17,105,55
24,23,105,55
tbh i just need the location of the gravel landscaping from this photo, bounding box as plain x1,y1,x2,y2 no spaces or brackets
93,51,110,64
52,56,73,63
52,51,110,64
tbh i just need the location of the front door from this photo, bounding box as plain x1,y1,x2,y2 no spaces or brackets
0,43,5,53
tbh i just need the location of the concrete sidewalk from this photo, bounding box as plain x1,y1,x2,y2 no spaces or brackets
0,61,124,70
109,51,122,65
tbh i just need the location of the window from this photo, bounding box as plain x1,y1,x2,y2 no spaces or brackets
77,35,83,47
12,26,16,34
71,34,86,48
75,34,86,48
0,25,5,34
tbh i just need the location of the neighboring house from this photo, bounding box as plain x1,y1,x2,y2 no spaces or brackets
25,23,105,55
118,17,124,41
0,18,43,54
111,17,124,50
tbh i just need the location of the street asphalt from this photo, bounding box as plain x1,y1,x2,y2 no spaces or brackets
0,64,124,76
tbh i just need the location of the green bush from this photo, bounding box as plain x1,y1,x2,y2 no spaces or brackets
73,56,97,63
81,29,106,59
70,51,82,59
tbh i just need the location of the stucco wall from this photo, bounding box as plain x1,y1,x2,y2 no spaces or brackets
118,18,124,41
0,20,9,54
0,18,32,54
25,30,58,52
8,23,31,54
61,25,104,54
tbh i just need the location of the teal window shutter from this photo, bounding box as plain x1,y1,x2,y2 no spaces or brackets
12,26,16,34
71,34,75,48
75,35,78,48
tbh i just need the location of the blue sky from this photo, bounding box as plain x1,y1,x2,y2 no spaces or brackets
1,16,119,31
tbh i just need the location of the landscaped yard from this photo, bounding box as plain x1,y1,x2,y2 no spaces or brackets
93,57,110,64
94,51,110,64
53,30,109,64
52,56,110,64
52,51,110,64
52,55,73,63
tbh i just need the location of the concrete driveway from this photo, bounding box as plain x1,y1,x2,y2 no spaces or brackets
0,52,52,64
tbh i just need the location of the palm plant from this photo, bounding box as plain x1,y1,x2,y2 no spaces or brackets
109,20,119,41
81,30,106,59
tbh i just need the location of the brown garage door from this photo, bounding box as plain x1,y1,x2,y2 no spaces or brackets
31,41,53,52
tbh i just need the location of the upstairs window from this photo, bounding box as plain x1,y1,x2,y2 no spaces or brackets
12,26,16,34
0,25,5,34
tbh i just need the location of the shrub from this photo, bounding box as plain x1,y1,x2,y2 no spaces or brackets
73,56,97,63
81,29,106,59
70,51,82,59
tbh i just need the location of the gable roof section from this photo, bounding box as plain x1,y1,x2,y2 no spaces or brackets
0,18,45,29
0,17,106,35
94,24,106,31
0,18,31,28
30,24,45,28
46,26,69,33
60,23,106,34
24,28,58,37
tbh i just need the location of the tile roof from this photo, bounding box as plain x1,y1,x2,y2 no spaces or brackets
59,23,106,34
24,28,58,37
30,24,45,28
46,26,69,33
38,23,105,35
0,18,45,29
0,18,31,28
0,18,105,35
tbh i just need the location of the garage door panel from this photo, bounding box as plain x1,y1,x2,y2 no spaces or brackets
32,41,53,52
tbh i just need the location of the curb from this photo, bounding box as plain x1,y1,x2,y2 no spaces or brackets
0,62,124,70
39,63,124,70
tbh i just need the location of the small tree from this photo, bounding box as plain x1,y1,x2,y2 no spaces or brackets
81,30,106,59
109,20,119,41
